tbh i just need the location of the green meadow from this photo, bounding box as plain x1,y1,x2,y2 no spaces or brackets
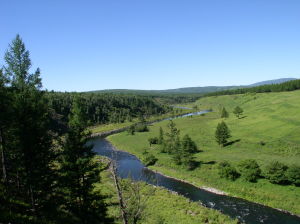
108,90,300,214
96,159,238,224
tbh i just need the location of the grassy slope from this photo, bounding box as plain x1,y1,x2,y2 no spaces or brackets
96,164,237,224
108,90,300,214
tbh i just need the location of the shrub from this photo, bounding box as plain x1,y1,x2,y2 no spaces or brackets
264,161,288,184
286,165,300,186
237,159,261,182
127,125,135,135
135,123,149,132
217,161,240,181
142,151,158,166
148,137,158,146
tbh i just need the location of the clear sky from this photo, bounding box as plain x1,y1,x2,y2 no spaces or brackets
1,0,300,91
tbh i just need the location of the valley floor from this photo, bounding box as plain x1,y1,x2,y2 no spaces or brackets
108,90,300,215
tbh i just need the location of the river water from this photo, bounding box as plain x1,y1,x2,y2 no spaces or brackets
89,110,300,224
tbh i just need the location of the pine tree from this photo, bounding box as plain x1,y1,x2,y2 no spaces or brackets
158,127,164,144
60,97,111,224
164,121,180,154
221,107,229,118
215,121,231,147
3,35,56,218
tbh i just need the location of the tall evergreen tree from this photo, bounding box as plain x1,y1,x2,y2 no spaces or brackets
163,121,180,154
60,97,111,224
221,107,229,118
158,127,164,144
215,121,231,147
3,34,56,219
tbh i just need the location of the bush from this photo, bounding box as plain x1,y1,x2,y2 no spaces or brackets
237,159,261,182
135,123,149,132
127,125,135,135
148,137,158,146
264,161,288,184
142,151,158,166
286,165,300,186
217,161,240,181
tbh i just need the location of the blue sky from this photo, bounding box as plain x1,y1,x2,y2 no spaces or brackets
1,0,300,91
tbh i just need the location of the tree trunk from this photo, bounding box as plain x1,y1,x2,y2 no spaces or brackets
0,128,7,183
111,162,128,224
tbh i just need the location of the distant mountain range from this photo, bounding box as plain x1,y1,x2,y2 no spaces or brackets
90,78,297,95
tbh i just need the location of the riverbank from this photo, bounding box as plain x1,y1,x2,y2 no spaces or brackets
95,156,238,224
107,107,300,215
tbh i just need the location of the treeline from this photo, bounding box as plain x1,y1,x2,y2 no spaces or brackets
0,35,112,223
46,91,170,125
205,79,300,97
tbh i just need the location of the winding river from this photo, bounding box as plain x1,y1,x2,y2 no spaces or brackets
89,110,300,224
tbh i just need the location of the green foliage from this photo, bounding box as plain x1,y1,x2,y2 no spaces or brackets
217,161,240,181
264,161,288,184
215,121,231,146
148,137,158,146
135,123,149,132
60,100,111,223
181,134,198,154
237,159,261,182
158,127,164,144
233,106,243,118
142,151,158,166
46,91,170,126
221,107,229,118
286,165,300,186
128,125,136,135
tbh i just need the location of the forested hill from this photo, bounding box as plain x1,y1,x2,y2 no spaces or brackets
90,78,296,94
205,79,300,96
46,92,170,126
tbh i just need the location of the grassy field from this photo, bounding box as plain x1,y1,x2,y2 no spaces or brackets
108,90,300,214
96,158,238,224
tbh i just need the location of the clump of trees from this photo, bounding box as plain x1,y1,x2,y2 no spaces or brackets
156,121,199,170
264,161,288,184
142,150,158,166
217,161,240,181
217,159,300,186
237,159,261,182
0,35,112,223
127,123,149,135
215,121,231,147
148,137,158,146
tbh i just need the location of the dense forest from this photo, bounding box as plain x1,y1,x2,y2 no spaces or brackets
205,79,300,96
46,91,170,126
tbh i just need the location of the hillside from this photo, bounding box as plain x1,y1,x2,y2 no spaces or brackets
89,78,296,94
108,90,300,214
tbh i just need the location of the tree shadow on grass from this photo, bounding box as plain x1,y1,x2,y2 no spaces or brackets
239,116,247,119
188,161,201,170
224,139,241,147
202,161,216,165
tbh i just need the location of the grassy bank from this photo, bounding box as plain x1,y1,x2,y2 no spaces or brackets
108,90,300,214
96,158,238,224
